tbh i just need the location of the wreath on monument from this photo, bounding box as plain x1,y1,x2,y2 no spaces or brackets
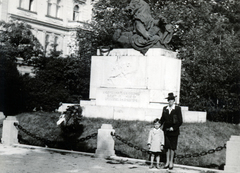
57,105,84,149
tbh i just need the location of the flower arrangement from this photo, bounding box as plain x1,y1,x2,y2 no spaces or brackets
57,105,82,127
57,105,84,150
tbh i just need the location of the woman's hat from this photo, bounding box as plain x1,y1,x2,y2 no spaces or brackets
165,93,177,100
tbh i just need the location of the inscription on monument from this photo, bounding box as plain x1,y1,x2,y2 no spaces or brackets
96,88,149,107
103,90,140,103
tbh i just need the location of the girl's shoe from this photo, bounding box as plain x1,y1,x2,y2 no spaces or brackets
156,164,160,169
149,165,154,169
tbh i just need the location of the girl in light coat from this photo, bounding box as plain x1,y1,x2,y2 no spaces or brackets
147,118,165,169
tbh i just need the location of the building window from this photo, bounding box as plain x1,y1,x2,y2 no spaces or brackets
53,36,59,51
47,0,62,19
45,34,50,52
47,0,53,16
18,0,36,11
19,0,24,8
56,0,61,18
73,1,86,21
73,5,79,21
29,0,35,11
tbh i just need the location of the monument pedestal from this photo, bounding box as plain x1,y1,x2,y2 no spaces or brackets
80,48,206,122
90,48,181,103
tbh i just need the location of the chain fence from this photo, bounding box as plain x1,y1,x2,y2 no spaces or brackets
111,132,226,159
11,122,226,160
14,122,55,146
13,122,97,147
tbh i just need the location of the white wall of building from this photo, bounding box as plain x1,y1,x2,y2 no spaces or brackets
0,0,93,57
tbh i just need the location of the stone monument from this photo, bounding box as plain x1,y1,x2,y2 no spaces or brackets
80,47,206,122
80,0,206,122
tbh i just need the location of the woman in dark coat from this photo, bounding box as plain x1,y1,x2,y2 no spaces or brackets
160,93,183,170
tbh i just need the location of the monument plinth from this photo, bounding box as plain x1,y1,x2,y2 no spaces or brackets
90,48,180,104
80,48,206,122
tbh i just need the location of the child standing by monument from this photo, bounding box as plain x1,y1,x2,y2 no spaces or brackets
147,118,165,169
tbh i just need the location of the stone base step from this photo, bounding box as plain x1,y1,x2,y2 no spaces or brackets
80,101,206,123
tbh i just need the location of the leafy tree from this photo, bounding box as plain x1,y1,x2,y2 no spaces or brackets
90,0,131,46
0,20,90,112
175,0,240,123
0,20,43,63
0,53,27,115
0,20,43,115
24,54,90,111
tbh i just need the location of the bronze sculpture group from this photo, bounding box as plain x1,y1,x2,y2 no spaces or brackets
113,0,173,55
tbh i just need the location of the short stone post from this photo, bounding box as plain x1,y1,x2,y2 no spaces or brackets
1,116,19,145
0,111,5,119
224,135,240,173
95,124,115,158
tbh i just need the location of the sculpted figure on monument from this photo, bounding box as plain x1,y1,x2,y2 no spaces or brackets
113,0,173,55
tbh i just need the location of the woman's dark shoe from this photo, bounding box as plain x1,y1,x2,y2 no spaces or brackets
163,165,169,169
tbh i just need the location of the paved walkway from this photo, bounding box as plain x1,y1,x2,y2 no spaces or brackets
0,144,223,173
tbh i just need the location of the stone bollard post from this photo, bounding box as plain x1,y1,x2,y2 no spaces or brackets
95,124,115,158
1,116,19,145
224,135,240,173
0,111,5,119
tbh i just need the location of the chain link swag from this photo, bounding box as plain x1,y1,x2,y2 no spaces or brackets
13,123,97,146
111,132,226,159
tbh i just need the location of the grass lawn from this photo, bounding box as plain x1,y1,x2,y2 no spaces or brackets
0,111,240,169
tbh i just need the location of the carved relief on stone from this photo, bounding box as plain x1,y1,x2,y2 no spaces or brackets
106,56,138,86
100,55,147,89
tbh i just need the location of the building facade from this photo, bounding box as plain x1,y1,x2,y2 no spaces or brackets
0,0,93,57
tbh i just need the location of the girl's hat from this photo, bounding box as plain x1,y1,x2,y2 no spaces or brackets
165,93,177,100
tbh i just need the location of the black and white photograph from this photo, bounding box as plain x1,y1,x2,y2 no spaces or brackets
0,0,239,172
